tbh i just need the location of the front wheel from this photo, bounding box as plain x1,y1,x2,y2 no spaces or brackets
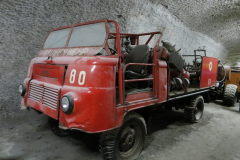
99,112,146,160
184,95,204,123
48,117,73,137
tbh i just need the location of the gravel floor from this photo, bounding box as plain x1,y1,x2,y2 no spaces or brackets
0,101,239,160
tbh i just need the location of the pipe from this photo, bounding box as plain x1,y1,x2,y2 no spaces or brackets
155,46,170,61
217,61,226,83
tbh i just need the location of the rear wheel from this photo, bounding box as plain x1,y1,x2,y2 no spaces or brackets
165,105,172,110
99,112,146,160
223,84,238,106
184,95,204,123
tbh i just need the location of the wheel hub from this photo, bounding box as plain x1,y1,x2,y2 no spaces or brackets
120,129,136,152
125,132,134,146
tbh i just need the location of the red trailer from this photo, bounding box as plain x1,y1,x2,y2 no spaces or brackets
19,19,219,160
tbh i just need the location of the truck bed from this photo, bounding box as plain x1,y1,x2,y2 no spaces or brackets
168,87,209,100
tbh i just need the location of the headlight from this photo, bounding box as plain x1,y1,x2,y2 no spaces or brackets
19,84,26,96
61,97,69,112
61,94,74,115
19,85,23,93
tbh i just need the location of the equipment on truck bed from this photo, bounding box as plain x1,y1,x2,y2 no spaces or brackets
19,19,225,160
209,62,238,106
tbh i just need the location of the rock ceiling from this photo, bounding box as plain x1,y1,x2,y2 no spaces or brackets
152,0,240,65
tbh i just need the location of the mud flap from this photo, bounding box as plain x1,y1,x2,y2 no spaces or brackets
20,98,27,110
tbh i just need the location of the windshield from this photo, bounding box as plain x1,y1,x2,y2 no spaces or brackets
43,28,71,49
43,22,107,49
68,22,106,47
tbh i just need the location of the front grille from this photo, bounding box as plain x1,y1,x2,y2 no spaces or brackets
29,82,43,102
42,86,58,110
29,81,59,110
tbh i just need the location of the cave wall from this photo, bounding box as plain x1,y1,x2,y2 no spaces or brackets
0,0,228,118
225,53,240,67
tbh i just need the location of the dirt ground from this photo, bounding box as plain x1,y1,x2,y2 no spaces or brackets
0,101,240,160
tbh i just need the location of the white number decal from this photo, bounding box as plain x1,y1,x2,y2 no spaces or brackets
78,71,86,85
208,79,211,85
69,69,76,83
69,69,86,85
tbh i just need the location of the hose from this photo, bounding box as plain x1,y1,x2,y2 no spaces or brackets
217,61,226,83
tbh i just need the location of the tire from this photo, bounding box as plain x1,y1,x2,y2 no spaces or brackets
223,84,238,106
184,95,204,123
125,45,149,74
165,105,172,110
99,112,147,160
48,117,73,137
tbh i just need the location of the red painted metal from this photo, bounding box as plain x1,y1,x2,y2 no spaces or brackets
65,27,73,48
200,57,218,88
108,20,122,104
25,56,118,132
145,34,154,45
157,60,168,103
32,64,65,85
20,19,220,134
59,60,117,132
109,32,162,37
125,92,153,102
115,98,157,127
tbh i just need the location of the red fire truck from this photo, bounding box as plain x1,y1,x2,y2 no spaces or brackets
19,19,220,160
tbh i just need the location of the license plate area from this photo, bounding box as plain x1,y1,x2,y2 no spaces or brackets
32,64,65,86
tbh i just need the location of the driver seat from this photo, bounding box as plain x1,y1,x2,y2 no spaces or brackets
125,45,150,79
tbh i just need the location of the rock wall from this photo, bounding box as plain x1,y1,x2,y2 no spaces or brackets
225,53,240,67
0,0,228,118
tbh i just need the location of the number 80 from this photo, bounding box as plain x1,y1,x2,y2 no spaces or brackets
69,69,86,85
